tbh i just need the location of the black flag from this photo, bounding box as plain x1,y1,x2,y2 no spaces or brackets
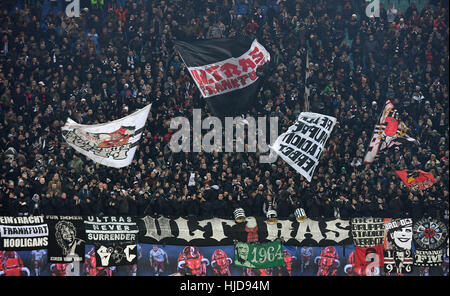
174,37,270,118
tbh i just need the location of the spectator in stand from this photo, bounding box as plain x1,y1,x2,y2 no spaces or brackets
0,0,448,222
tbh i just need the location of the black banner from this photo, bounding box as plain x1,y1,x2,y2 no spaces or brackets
94,243,137,267
45,216,85,263
412,217,448,267
412,217,448,250
174,37,269,118
414,249,444,267
84,216,139,266
0,216,48,250
137,216,351,246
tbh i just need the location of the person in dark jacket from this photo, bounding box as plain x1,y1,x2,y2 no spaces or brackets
17,191,31,216
251,189,265,217
128,191,138,217
6,191,19,216
0,190,6,216
145,195,159,217
332,195,351,219
184,195,200,218
239,194,254,218
373,197,388,218
198,194,211,218
348,198,360,217
118,190,130,216
30,194,42,216
34,177,48,199
276,192,293,219
70,194,82,216
54,192,71,216
16,179,30,201
170,194,182,217
306,195,321,220
106,192,120,216
158,194,172,217
411,195,425,219
389,195,404,218
179,196,188,217
360,196,376,217
364,34,379,56
347,14,360,40
424,195,441,218
321,198,335,219
210,193,229,218
261,194,277,217
81,196,96,216
41,192,56,215
136,192,150,217
224,192,236,219
78,183,92,202
94,182,109,215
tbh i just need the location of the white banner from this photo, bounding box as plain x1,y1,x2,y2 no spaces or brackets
364,100,417,163
269,112,336,182
61,104,151,168
0,216,49,250
185,39,270,98
0,225,49,238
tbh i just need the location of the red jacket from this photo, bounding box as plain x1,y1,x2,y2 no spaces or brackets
115,8,128,23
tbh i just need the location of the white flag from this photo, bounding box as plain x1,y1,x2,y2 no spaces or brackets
62,104,151,168
269,112,336,182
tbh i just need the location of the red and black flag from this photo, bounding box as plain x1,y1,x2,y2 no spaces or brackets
364,100,418,163
174,37,270,118
354,245,385,276
395,170,436,191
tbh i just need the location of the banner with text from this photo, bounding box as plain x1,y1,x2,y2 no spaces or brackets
234,241,285,269
137,216,351,246
84,216,139,266
412,217,448,267
351,218,386,247
269,112,336,182
177,39,269,98
0,216,48,251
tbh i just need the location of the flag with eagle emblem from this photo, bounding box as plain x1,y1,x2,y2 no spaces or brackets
395,170,436,191
61,104,151,168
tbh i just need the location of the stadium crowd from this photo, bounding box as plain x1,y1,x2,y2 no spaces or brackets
0,0,448,223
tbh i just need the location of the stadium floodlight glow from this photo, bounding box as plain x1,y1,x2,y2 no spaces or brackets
233,208,246,223
294,208,307,222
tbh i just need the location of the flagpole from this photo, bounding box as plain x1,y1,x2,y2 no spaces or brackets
304,50,310,112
